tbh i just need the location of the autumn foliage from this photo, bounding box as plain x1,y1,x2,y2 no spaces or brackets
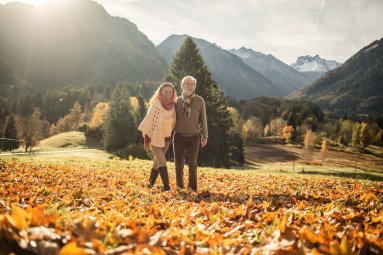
0,159,382,254
282,125,295,144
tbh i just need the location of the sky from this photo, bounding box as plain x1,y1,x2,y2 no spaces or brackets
1,0,382,64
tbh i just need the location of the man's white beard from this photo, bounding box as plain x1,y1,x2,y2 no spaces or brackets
183,89,194,96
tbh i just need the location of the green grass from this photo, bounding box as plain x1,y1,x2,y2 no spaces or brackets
364,145,383,158
38,131,86,149
1,130,110,160
0,148,112,161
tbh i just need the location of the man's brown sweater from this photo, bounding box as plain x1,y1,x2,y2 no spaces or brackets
174,95,208,138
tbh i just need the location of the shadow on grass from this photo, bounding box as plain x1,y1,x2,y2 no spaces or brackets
231,163,261,170
299,170,383,182
176,190,334,206
245,144,300,164
175,190,373,212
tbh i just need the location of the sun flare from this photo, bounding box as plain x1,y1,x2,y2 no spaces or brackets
0,0,48,6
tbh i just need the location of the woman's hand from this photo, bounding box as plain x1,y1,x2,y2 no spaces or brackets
201,137,208,147
144,143,150,152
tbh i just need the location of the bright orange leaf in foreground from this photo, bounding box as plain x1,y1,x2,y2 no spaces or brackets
0,159,382,254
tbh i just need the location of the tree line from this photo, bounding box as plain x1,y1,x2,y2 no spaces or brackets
235,97,383,149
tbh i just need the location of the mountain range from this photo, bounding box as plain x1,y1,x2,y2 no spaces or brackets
229,47,312,94
158,36,342,100
0,0,166,87
288,38,383,114
157,34,283,100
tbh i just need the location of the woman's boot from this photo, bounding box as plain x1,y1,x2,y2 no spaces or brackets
148,168,159,188
158,166,170,191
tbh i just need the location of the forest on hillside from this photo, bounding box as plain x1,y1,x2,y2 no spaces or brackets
1,81,382,156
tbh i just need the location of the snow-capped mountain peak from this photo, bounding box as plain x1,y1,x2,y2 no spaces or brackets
229,47,314,93
229,47,265,59
291,55,340,73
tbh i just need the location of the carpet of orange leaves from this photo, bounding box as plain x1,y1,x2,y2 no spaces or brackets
0,159,382,255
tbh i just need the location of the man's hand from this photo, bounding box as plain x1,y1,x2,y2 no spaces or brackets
201,137,208,147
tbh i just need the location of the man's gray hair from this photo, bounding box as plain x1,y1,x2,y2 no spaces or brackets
181,75,197,86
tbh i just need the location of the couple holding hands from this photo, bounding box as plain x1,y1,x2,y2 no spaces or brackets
138,76,208,192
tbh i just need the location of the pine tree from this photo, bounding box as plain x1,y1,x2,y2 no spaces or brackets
229,132,245,165
0,99,10,138
104,83,136,152
164,37,243,167
2,115,19,152
18,94,33,117
287,112,297,129
134,95,147,144
103,84,112,101
136,95,147,125
32,90,44,113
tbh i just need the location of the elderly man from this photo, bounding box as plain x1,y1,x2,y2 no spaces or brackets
173,75,208,192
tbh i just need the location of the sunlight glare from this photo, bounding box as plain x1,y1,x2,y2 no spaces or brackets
2,0,48,6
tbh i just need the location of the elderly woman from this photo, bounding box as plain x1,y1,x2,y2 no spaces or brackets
138,82,177,191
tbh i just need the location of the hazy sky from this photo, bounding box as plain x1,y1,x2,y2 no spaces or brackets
1,0,382,64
